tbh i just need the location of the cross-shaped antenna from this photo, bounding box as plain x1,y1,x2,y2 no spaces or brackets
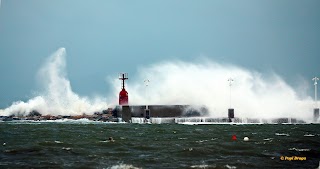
119,73,128,89
228,78,234,86
144,79,150,87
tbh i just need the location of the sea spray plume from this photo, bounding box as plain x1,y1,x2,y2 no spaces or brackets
111,60,313,121
2,96,46,116
2,48,108,116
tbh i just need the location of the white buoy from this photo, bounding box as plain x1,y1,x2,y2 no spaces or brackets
3,142,6,146
243,137,249,141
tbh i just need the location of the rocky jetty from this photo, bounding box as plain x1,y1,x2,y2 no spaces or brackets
0,108,119,122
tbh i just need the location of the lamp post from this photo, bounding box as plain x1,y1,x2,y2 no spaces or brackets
144,79,151,121
312,77,319,122
144,79,150,109
227,78,234,122
228,78,234,108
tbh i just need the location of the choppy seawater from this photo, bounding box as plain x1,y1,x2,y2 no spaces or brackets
0,121,319,169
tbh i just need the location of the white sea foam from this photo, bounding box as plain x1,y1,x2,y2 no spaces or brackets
275,133,290,136
107,164,141,169
62,147,72,151
225,164,237,169
190,164,216,168
38,118,105,124
289,147,310,152
54,140,63,144
263,138,273,141
303,134,315,137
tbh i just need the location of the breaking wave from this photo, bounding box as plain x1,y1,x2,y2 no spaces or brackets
1,48,108,116
112,60,314,120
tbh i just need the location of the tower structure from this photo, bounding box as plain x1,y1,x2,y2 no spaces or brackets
119,73,128,105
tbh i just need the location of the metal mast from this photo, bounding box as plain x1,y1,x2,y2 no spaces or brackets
144,79,150,109
312,77,319,108
228,78,234,108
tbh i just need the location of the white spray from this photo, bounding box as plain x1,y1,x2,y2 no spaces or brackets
111,60,314,120
1,48,108,116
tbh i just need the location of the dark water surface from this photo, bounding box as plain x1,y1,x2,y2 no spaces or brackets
0,121,319,169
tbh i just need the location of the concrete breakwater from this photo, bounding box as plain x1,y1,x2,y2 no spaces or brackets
0,105,312,124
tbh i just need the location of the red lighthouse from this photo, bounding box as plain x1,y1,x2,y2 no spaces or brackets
119,73,129,105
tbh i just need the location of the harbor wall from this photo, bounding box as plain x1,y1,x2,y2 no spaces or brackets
117,105,207,122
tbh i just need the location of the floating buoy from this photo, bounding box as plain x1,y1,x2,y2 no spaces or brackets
243,137,249,141
232,135,237,141
3,142,6,146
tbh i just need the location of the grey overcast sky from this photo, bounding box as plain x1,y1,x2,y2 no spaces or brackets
0,0,319,108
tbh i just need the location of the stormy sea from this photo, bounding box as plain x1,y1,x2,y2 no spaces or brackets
1,121,319,169
1,49,320,169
